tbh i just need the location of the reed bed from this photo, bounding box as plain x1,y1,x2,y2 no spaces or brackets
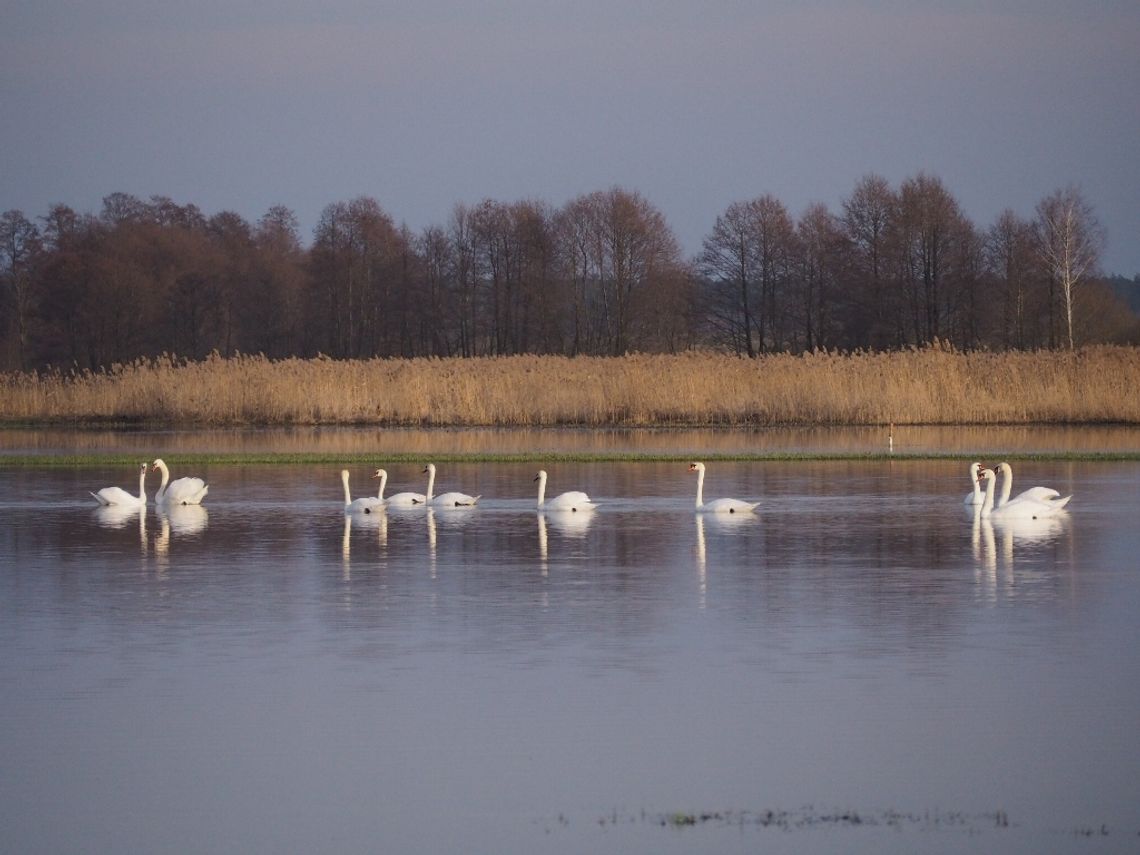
3,346,1139,427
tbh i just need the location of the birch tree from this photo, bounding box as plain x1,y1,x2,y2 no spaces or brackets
1034,187,1104,349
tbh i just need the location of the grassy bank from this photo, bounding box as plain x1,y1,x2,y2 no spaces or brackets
3,345,1139,428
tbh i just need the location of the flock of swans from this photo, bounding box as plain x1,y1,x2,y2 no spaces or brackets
90,458,1071,522
341,461,742,513
90,459,756,514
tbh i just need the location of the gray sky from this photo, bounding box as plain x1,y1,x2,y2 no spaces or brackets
3,0,1138,274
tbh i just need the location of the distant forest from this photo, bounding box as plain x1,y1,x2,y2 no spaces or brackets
2,175,1137,372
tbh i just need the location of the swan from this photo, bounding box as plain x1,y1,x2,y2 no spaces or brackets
963,462,984,505
995,461,1062,507
420,463,479,507
534,469,596,512
977,467,1070,520
689,461,759,514
341,469,385,514
372,468,427,508
151,458,208,505
90,462,148,507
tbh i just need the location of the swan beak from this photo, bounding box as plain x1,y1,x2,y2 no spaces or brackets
533,474,541,482
688,463,698,471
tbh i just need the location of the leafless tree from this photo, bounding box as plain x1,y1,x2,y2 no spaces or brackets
793,203,848,351
697,201,759,356
986,210,1044,349
697,195,797,354
555,188,686,355
892,173,968,345
1034,186,1105,349
841,174,897,348
0,210,43,369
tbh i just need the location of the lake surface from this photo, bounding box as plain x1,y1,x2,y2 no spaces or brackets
2,440,1139,854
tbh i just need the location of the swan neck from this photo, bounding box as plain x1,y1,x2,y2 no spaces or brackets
342,471,352,505
377,472,387,500
139,468,148,502
536,473,546,508
695,467,705,508
999,466,1012,506
981,474,995,517
425,467,435,501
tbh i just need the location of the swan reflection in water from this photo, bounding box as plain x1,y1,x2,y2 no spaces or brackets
94,502,144,530
537,508,596,575
971,504,1069,601
341,508,388,578
160,503,209,536
694,511,757,608
94,503,148,555
155,504,209,569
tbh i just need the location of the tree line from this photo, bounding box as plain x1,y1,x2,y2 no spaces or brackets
1,176,1135,372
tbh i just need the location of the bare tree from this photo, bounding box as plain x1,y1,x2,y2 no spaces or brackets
698,202,759,356
0,210,43,369
310,198,405,358
841,174,897,348
794,203,847,351
556,188,685,355
892,173,967,345
251,206,307,358
1034,186,1105,349
985,210,1044,349
697,195,797,354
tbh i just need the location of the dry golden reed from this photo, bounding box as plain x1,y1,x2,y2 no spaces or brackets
3,346,1138,427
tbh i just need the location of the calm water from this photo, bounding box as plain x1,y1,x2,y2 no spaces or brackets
2,449,1139,854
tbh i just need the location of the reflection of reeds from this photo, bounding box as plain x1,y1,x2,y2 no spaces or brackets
3,346,1139,427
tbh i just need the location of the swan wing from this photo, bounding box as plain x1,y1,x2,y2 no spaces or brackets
92,486,141,506
386,491,428,507
433,492,479,507
991,495,1069,519
1014,486,1061,503
345,497,385,514
162,476,208,505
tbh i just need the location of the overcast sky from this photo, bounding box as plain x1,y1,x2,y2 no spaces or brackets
3,0,1138,274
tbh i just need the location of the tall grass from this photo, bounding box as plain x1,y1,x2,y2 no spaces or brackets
3,346,1139,427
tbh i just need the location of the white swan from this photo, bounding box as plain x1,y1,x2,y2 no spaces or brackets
90,462,148,507
689,461,759,514
372,468,427,507
151,458,208,505
995,461,1062,507
964,461,984,505
534,469,596,512
977,467,1070,520
421,463,479,507
342,469,385,514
